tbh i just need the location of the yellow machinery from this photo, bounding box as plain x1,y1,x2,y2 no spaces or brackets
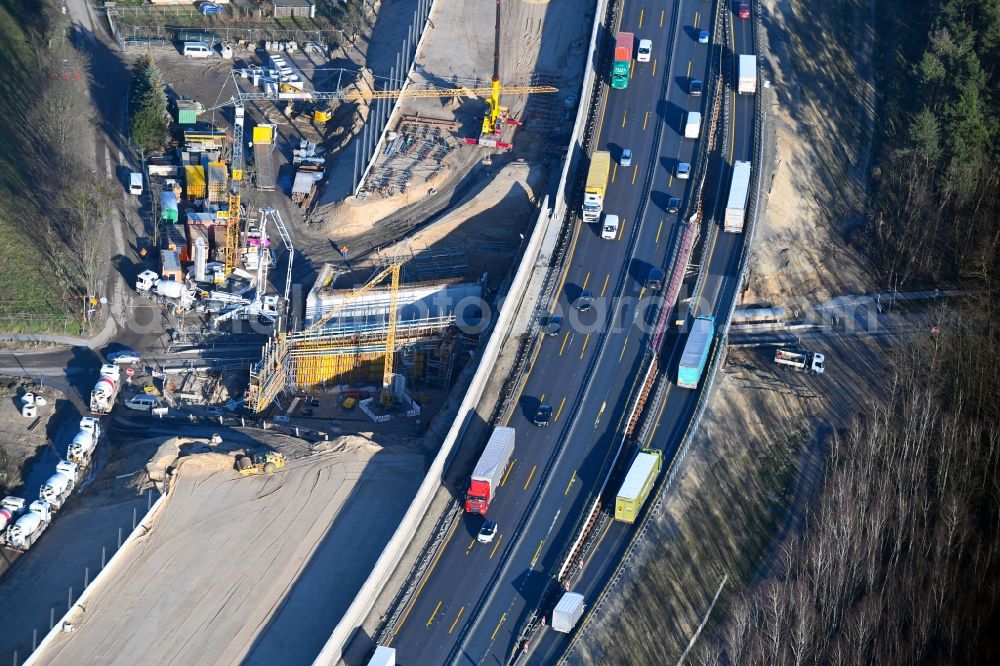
236,451,286,475
246,261,403,414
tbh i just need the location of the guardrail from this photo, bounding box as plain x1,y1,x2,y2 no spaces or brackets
561,0,766,658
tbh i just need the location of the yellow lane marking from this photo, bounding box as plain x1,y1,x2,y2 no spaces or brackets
449,607,465,634
531,540,545,567
579,333,591,359
660,9,665,26
631,165,639,185
582,272,591,289
466,538,476,554
611,163,618,183
622,109,628,128
618,217,627,240
652,58,657,76
491,613,507,640
630,60,635,79
599,273,610,297
426,601,441,627
555,396,567,421
638,8,644,27
643,110,649,130
656,219,664,244
539,393,546,404
694,12,700,28
565,470,577,495
687,60,692,77
668,174,674,188
490,534,503,559
523,465,536,490
499,459,515,487
638,286,647,301
594,401,607,427
559,331,571,356
388,515,461,643
619,333,630,362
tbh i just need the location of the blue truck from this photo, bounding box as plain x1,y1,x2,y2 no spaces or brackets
678,315,715,389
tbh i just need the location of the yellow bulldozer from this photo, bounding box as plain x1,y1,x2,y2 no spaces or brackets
236,451,287,475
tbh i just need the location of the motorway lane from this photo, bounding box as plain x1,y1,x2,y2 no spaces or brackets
526,3,758,663
384,0,712,663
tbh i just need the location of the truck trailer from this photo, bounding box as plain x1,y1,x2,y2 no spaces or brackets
611,32,634,89
738,54,757,94
614,448,663,523
684,111,702,139
678,315,715,389
552,592,586,633
90,364,122,414
774,348,826,374
583,151,611,223
724,161,752,232
465,427,516,514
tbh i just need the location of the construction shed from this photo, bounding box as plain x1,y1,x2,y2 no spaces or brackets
160,250,182,282
272,0,315,18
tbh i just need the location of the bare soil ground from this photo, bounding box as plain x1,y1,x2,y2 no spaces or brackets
0,378,62,495
38,432,423,666
744,0,877,308
573,0,884,661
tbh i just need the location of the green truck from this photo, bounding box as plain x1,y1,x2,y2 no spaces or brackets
614,448,663,523
611,32,634,90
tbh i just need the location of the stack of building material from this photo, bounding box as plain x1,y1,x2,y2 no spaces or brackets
291,166,323,207
206,162,228,204
185,165,206,199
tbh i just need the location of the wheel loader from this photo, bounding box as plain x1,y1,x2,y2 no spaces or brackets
236,451,286,475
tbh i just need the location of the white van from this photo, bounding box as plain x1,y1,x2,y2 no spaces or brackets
601,214,620,240
125,395,158,412
129,172,143,195
182,42,213,58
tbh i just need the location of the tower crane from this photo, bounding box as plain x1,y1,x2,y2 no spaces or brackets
465,0,520,149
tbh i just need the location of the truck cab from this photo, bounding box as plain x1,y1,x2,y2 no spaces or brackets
602,214,620,240
129,172,143,195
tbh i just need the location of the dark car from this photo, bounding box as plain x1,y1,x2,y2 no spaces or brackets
646,268,665,290
689,79,703,96
576,290,593,312
534,403,552,427
738,2,750,18
545,315,563,336
666,196,681,213
477,520,498,543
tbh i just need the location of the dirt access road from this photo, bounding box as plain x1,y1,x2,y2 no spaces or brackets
37,435,422,666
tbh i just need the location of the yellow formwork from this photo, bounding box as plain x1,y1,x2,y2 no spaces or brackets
290,351,385,388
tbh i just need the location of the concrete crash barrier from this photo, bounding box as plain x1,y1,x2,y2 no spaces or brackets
312,0,612,660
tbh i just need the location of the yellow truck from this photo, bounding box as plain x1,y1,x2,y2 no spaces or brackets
614,448,663,523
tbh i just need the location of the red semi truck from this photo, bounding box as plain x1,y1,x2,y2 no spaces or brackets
465,426,516,514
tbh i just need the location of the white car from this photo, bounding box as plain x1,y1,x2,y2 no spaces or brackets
601,214,620,240
477,521,498,544
637,39,653,62
676,162,691,179
107,349,142,365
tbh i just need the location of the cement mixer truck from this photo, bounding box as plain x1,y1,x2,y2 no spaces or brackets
4,500,52,551
67,417,102,465
135,270,196,310
0,497,27,538
40,460,78,511
90,364,122,414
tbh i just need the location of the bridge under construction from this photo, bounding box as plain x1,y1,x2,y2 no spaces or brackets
246,261,483,415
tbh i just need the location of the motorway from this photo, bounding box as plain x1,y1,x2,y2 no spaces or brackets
381,0,757,663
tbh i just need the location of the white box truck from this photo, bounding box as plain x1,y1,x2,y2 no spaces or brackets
366,646,396,666
738,55,757,94
724,161,752,233
552,592,586,633
684,111,702,139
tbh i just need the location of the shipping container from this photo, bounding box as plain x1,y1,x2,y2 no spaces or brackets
614,449,663,523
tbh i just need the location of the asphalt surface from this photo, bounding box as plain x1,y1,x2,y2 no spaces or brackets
381,0,755,663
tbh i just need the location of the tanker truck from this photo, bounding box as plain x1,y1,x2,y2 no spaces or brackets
67,417,101,465
4,500,52,551
90,364,122,414
40,460,79,511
